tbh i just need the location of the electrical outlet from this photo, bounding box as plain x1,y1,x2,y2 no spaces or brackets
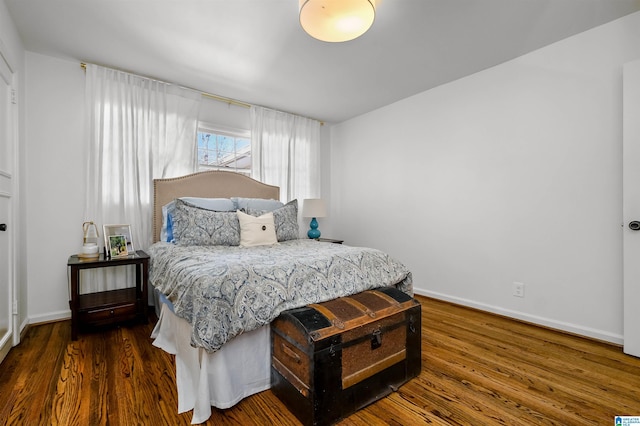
513,282,525,298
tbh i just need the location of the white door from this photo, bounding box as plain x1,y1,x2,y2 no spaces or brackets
0,194,10,364
0,49,14,364
623,59,640,358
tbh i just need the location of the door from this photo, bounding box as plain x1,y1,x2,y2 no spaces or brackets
0,47,14,364
623,59,640,358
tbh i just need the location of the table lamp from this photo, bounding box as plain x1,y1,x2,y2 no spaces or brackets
79,221,100,259
302,199,327,239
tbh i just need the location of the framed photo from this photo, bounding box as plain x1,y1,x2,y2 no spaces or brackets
103,224,134,257
108,235,128,258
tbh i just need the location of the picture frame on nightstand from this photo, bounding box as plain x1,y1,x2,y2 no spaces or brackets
103,224,134,257
107,235,128,258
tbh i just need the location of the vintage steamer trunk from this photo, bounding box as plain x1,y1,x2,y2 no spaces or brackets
271,286,421,426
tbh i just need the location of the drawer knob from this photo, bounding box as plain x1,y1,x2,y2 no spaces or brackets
110,309,114,315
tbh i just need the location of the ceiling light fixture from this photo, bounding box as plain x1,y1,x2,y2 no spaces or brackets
299,0,377,43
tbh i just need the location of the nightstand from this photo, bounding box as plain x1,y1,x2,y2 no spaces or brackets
67,250,149,340
317,238,344,244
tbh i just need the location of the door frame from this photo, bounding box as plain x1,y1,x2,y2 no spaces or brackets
0,36,18,364
623,59,640,358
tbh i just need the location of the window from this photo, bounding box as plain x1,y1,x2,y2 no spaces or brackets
197,125,251,175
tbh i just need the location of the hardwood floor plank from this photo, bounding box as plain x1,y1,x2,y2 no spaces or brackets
425,346,599,425
427,325,634,414
1,296,640,425
51,339,87,425
88,335,108,426
10,322,71,426
426,311,640,411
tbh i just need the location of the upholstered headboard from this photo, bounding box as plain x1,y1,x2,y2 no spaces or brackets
152,170,280,243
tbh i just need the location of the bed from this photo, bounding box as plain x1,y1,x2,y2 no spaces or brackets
148,171,413,424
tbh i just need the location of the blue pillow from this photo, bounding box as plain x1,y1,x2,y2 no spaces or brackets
232,197,284,212
181,197,236,211
166,213,174,243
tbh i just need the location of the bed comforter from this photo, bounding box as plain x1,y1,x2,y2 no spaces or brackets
148,239,412,352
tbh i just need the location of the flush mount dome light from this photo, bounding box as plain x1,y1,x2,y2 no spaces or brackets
299,0,377,43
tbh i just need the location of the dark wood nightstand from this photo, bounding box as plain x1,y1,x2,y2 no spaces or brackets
317,238,344,244
67,250,149,340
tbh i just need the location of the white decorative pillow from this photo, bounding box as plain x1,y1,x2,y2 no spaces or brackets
237,210,278,247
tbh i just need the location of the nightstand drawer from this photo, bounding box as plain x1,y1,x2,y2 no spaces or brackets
80,303,137,325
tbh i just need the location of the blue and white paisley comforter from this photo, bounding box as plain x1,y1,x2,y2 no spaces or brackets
148,239,413,352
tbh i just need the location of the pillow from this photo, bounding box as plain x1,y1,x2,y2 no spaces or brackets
181,197,236,211
171,199,240,246
161,202,174,242
232,197,284,213
237,210,278,247
273,199,299,242
165,212,174,243
250,199,299,242
161,197,236,242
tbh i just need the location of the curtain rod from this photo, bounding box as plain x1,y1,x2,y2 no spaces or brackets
80,62,324,125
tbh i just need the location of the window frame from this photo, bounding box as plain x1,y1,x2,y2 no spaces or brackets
196,123,251,175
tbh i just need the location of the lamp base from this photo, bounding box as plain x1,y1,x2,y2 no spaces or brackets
307,217,321,239
77,253,100,260
78,243,100,259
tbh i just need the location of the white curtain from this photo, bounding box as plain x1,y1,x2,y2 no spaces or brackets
250,106,321,202
83,64,201,291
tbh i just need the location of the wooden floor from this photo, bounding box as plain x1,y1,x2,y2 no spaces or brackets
1,296,639,425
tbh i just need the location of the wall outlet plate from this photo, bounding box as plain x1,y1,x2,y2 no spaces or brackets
513,282,525,298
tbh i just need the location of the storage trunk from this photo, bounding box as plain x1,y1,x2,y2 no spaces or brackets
271,286,421,426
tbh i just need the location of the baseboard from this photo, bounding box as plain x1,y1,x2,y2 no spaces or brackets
29,310,71,325
19,316,29,341
413,287,624,345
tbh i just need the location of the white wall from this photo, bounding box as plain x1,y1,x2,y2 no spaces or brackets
328,12,640,343
199,96,250,131
24,53,85,322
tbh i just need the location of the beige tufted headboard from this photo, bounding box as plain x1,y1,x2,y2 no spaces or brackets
153,170,280,243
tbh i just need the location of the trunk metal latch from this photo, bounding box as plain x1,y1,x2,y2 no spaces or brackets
371,328,382,350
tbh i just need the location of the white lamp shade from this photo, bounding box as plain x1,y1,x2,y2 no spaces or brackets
299,0,376,43
302,199,327,218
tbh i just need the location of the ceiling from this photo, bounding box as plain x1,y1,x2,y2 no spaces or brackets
6,0,640,123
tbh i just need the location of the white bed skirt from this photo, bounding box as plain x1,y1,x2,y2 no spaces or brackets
151,304,271,424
